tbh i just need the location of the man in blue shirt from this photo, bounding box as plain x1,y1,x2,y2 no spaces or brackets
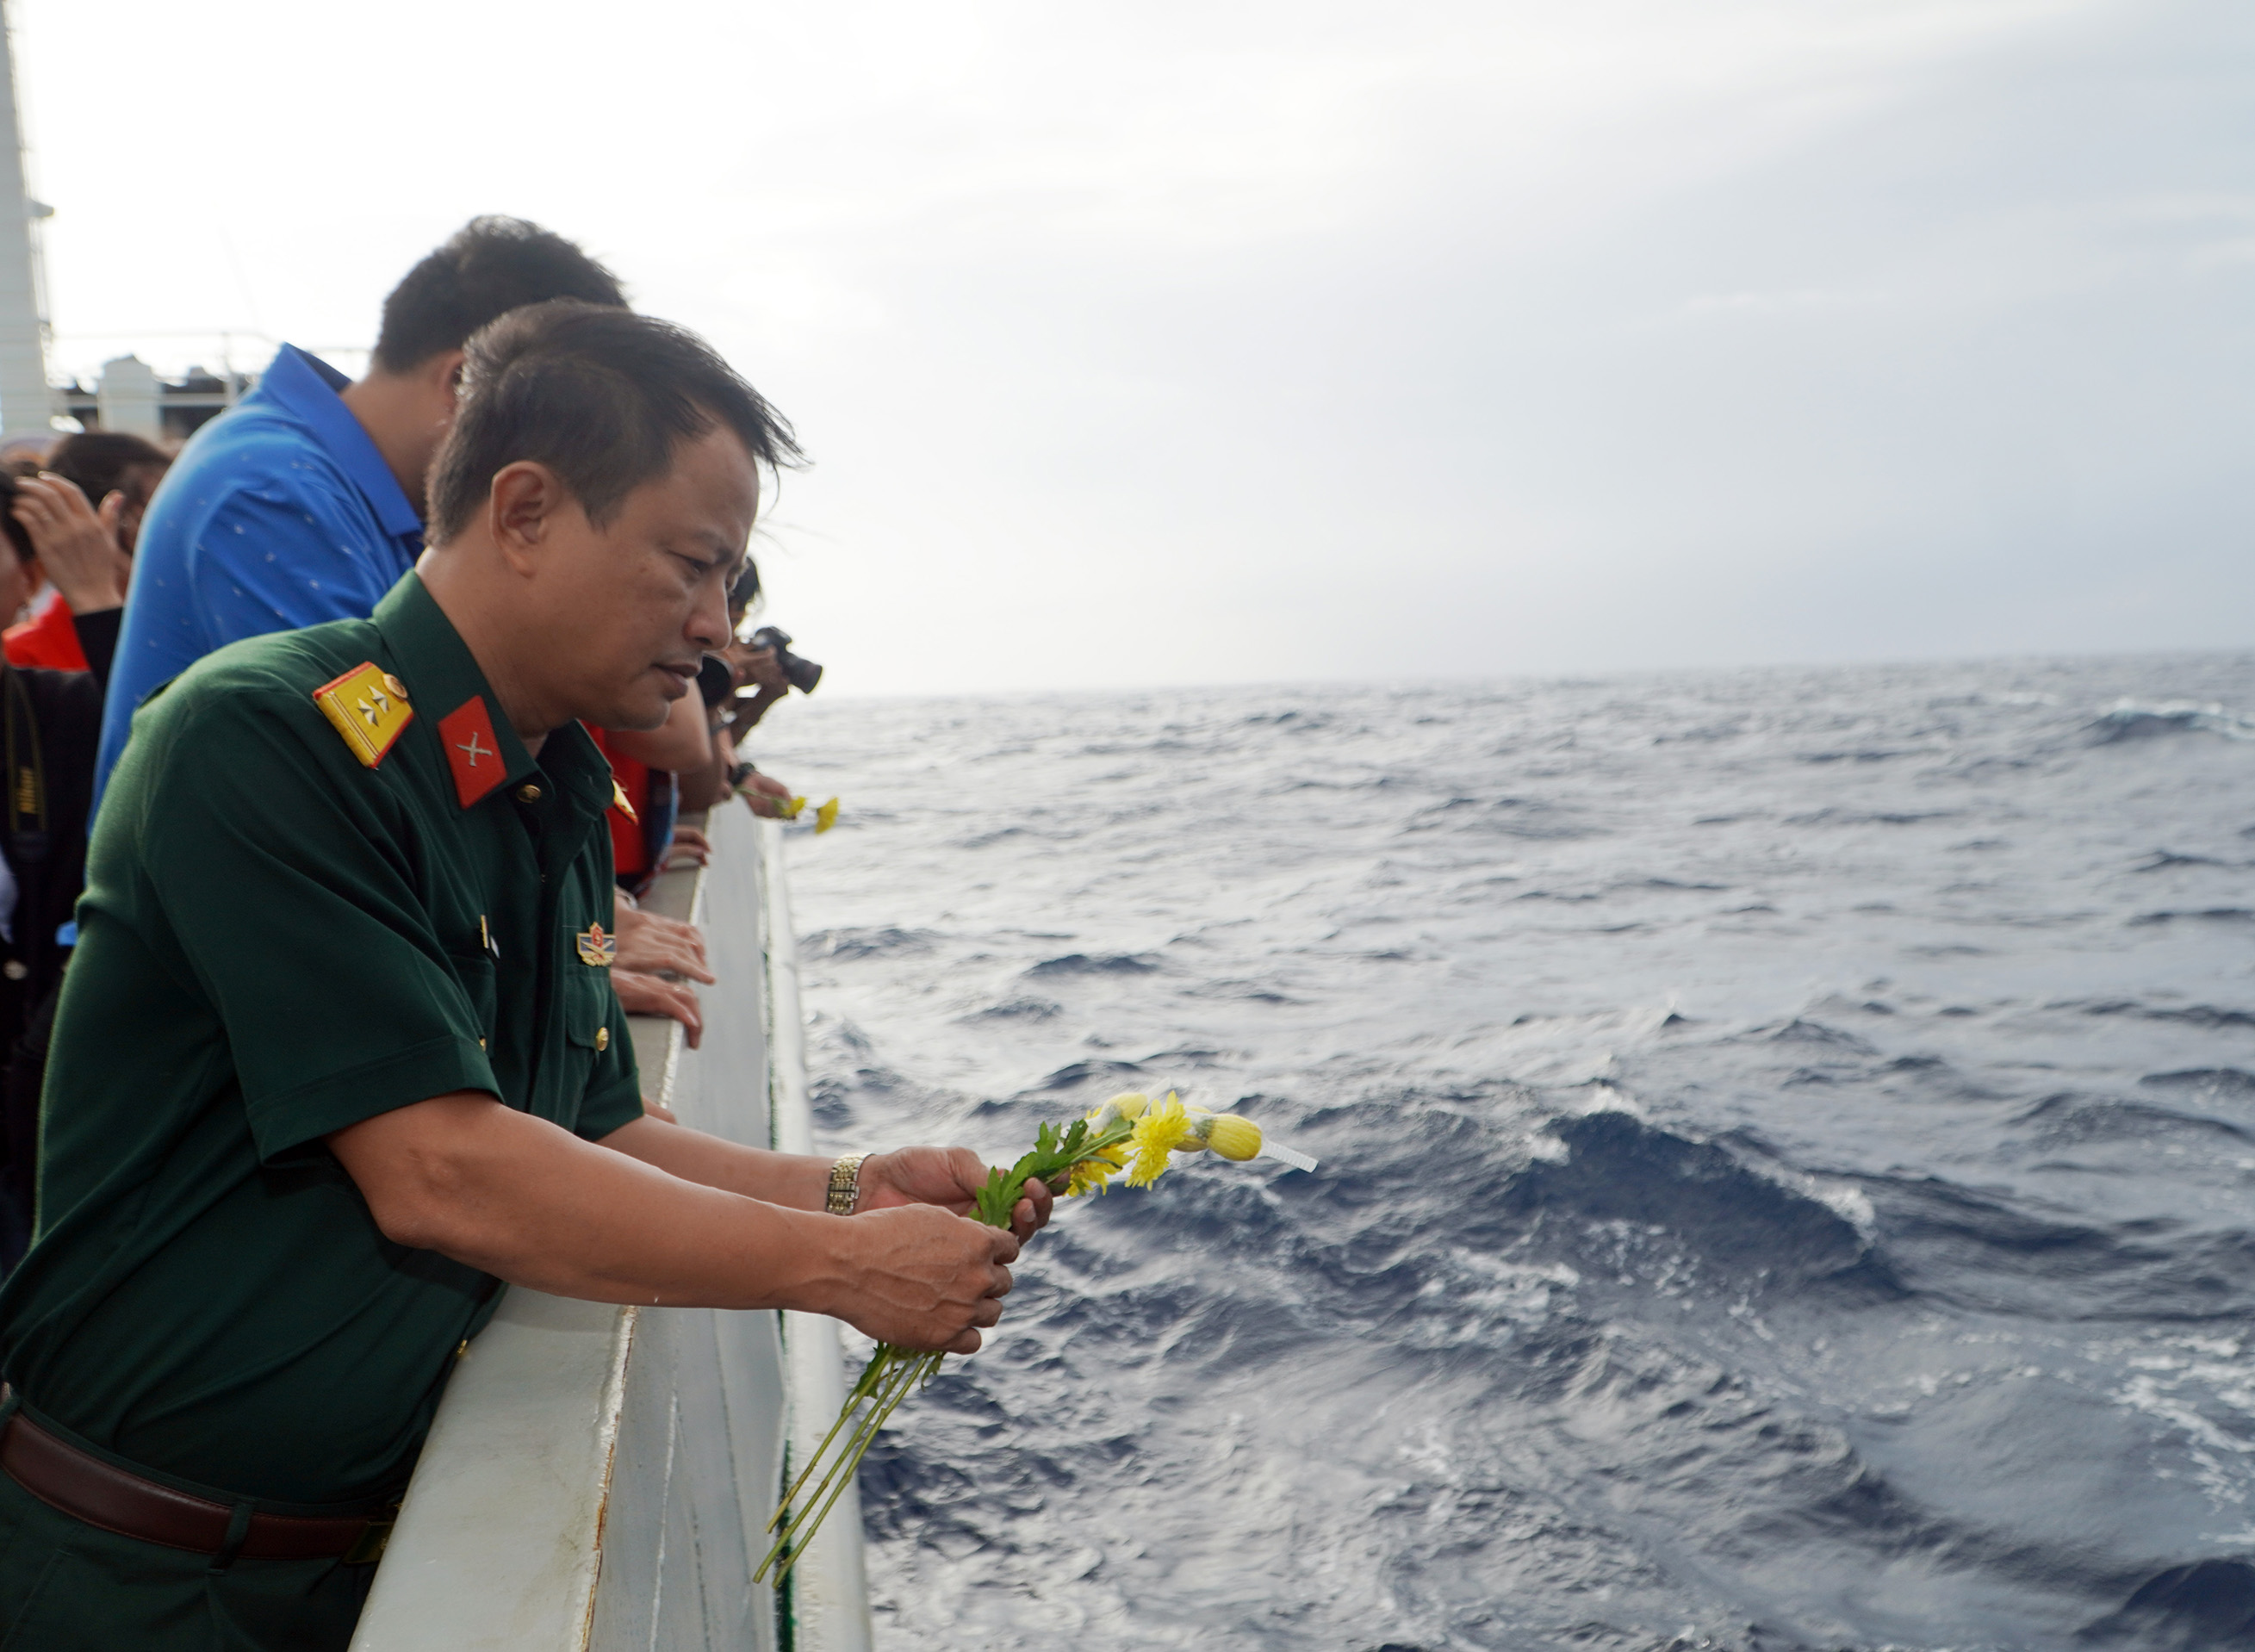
95,218,628,806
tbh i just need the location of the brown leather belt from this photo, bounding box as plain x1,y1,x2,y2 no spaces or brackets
0,1410,392,1562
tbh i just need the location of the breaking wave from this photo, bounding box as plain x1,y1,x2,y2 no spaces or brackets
2086,699,2255,744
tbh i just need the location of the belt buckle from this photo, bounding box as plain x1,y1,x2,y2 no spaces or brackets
342,1502,401,1566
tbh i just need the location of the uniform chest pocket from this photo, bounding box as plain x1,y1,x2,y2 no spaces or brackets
561,969,619,1063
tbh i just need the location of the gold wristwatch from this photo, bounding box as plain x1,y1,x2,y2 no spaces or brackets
825,1153,867,1216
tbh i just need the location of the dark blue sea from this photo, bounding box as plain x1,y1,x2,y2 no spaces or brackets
752,653,2255,1651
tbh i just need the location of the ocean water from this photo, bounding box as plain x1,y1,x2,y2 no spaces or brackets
749,652,2255,1652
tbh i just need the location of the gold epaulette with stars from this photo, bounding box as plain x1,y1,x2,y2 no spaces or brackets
312,662,413,768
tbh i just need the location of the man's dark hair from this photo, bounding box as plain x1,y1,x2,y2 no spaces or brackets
49,431,169,506
426,301,803,543
372,217,627,374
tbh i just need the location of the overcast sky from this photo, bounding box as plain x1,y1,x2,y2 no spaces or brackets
13,0,2250,693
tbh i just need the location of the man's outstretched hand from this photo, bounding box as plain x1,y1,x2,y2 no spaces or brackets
857,1145,1054,1244
832,1204,1018,1354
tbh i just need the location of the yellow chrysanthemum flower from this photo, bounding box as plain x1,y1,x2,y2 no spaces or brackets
1065,1142,1128,1197
814,798,842,835
1127,1092,1194,1187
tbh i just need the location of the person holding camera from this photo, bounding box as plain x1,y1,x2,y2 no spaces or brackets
676,562,821,818
693,632,796,817
3,432,169,675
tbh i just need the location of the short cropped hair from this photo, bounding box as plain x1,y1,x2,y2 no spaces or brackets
372,217,627,374
50,431,169,506
426,301,803,543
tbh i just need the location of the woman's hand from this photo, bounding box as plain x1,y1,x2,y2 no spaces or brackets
721,644,789,730
11,475,129,612
728,643,787,694
736,768,798,818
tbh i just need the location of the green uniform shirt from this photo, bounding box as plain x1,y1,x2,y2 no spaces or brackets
0,572,641,1511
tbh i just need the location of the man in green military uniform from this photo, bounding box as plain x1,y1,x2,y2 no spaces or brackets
0,301,1042,1649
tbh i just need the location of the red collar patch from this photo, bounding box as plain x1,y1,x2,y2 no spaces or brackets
438,697,507,809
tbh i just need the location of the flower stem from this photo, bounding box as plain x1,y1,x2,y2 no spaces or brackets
757,1351,925,1581
767,1344,904,1533
766,1351,935,1586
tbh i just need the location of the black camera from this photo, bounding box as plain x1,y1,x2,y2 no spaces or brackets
748,626,823,695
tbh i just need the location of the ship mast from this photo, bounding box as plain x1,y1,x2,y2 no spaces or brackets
0,0,51,434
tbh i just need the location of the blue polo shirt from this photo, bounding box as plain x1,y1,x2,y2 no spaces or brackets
94,345,425,809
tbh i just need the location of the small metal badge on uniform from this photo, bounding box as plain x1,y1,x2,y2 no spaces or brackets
611,777,637,822
576,923,617,967
438,697,506,809
312,663,413,769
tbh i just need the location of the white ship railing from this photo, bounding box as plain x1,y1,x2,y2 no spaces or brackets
351,808,872,1651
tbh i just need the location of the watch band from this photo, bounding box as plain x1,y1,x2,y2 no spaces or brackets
825,1153,867,1216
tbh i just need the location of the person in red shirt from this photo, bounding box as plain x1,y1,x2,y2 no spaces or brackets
3,433,169,674
2,476,136,677
3,590,85,673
